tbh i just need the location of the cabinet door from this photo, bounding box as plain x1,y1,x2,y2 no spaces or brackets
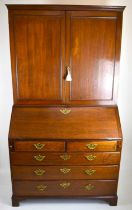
9,10,65,105
66,11,122,105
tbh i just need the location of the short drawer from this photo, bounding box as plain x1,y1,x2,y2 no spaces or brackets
14,141,65,152
11,152,121,166
67,141,118,152
13,180,117,196
12,165,119,180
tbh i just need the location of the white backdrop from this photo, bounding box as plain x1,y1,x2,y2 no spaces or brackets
0,0,132,210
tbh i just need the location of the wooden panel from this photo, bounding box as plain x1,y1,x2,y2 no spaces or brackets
12,165,119,180
67,141,118,152
11,152,121,166
9,10,65,104
9,107,122,140
13,180,117,196
66,11,123,105
14,141,65,152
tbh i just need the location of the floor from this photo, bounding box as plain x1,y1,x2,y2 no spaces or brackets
0,168,132,210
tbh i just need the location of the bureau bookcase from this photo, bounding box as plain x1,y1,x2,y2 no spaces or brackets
7,5,124,206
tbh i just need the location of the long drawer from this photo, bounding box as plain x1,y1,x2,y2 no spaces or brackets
12,165,119,180
11,152,121,165
14,141,65,152
13,180,117,196
67,141,119,152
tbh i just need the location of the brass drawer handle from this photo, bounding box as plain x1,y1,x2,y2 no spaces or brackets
85,184,95,191
34,154,45,161
36,185,47,191
60,154,71,160
84,169,96,175
60,168,71,174
86,143,97,150
34,143,45,150
60,182,71,189
85,155,96,161
60,108,71,115
34,169,46,176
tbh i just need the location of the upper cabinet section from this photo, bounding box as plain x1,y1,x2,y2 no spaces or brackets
7,5,125,105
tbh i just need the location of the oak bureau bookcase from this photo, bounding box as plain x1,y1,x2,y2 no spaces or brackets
7,5,125,206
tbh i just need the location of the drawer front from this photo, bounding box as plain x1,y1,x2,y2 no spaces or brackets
12,165,119,180
14,141,65,152
13,180,117,196
67,141,118,152
11,152,121,165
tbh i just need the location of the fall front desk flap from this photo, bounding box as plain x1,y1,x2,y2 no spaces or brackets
9,106,122,140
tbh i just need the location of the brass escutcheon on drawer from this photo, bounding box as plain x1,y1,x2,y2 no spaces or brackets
34,143,45,150
60,108,71,115
60,182,71,189
34,169,46,176
60,168,71,174
86,143,97,150
85,184,95,191
84,169,96,175
85,155,96,161
34,154,45,161
36,185,47,191
60,154,71,160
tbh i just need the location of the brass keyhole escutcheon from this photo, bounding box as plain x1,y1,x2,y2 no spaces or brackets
34,143,45,150
84,169,96,175
86,143,97,150
84,184,95,191
34,169,46,176
60,108,71,115
85,155,96,161
36,185,47,191
34,154,45,162
60,182,71,189
60,168,71,174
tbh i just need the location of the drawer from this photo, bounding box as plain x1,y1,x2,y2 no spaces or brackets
11,152,121,165
12,165,119,180
67,141,118,152
13,180,117,196
14,141,65,152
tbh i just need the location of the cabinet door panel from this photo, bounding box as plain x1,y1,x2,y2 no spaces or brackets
66,11,122,105
10,11,65,104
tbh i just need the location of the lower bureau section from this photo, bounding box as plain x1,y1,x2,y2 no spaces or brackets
12,165,119,180
13,180,117,196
